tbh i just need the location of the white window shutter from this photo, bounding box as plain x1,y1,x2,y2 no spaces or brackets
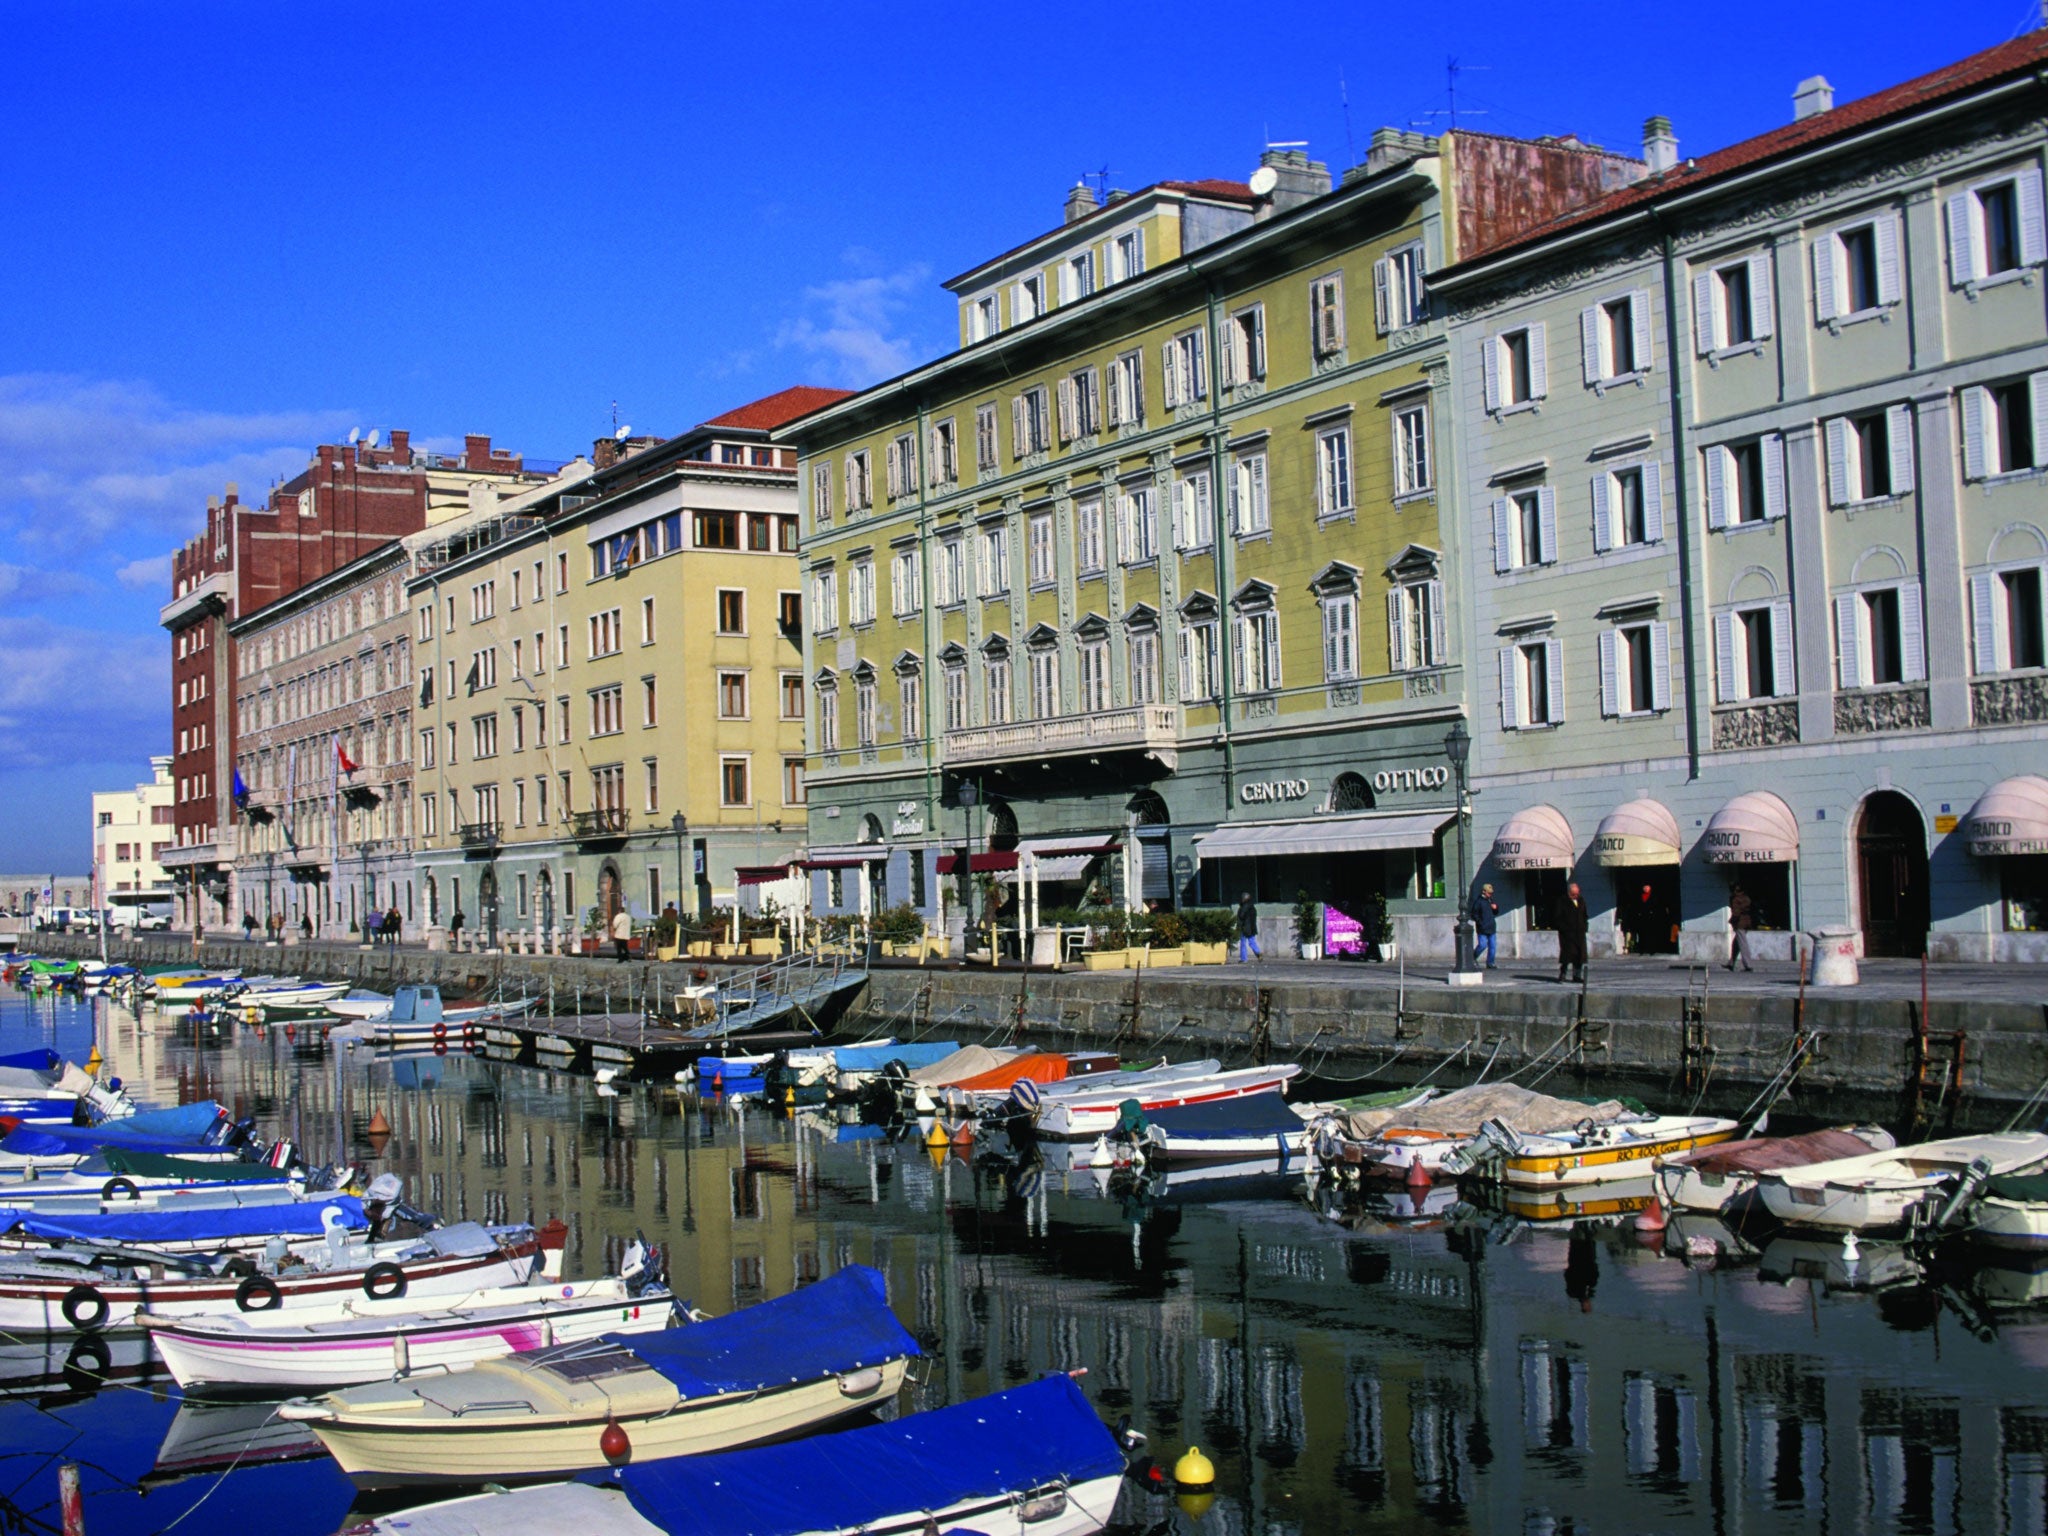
1824,417,1851,506
1900,581,1927,683
843,458,856,514
925,425,940,483
1875,216,1903,306
1491,497,1512,574
1970,572,1999,673
1692,272,1718,353
1835,593,1863,690
1219,324,1238,388
1160,342,1178,408
1056,379,1076,443
1544,638,1566,722
1177,628,1192,697
1536,487,1559,564
1250,309,1265,377
1427,580,1446,663
1173,480,1190,549
1373,259,1391,335
1189,332,1205,399
1010,396,1025,459
1713,611,1738,703
1813,235,1839,322
1962,385,1990,479
1650,620,1672,711
1643,461,1666,544
1747,254,1775,340
1580,305,1602,383
1499,646,1519,729
1598,627,1620,716
1631,289,1655,372
1592,473,1615,553
1763,434,1788,521
1704,446,1730,530
2031,373,2048,468
1262,615,1281,689
1770,599,1795,696
1887,403,1915,495
2018,169,2047,267
1105,369,1122,428
1947,191,1980,286
1482,336,1501,412
1527,322,1548,398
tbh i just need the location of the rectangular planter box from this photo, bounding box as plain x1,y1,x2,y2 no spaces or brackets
1183,942,1228,965
686,941,713,958
748,938,783,957
713,943,741,958
1143,946,1183,967
1083,948,1132,971
655,944,679,962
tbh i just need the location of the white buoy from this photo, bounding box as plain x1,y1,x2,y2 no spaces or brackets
1089,1136,1114,1169
595,1067,618,1085
912,1086,936,1115
1841,1231,1862,1263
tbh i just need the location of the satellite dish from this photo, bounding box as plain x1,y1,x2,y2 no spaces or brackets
1248,165,1280,197
347,428,361,444
366,430,381,449
615,424,632,442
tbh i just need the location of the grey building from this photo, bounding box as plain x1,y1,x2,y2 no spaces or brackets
1434,29,2048,964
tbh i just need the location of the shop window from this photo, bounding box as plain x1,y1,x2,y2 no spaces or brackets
1521,869,1567,930
1731,865,1793,930
2003,855,2048,932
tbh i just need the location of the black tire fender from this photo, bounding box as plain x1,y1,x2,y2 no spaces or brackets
363,1262,408,1300
100,1176,140,1202
234,1274,283,1312
60,1284,110,1331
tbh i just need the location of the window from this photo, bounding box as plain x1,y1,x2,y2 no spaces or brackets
644,759,659,814
1028,513,1056,584
1593,463,1664,551
590,684,624,737
419,728,436,768
417,604,435,642
1322,591,1358,680
891,547,923,615
1112,229,1144,282
1492,487,1556,572
556,696,570,744
422,793,438,836
1179,617,1219,699
778,591,800,633
1118,487,1158,564
1501,637,1565,729
1815,216,1901,320
928,418,957,487
1583,290,1652,382
1108,350,1145,427
694,509,740,548
777,515,799,552
747,512,772,551
1386,581,1445,672
1393,403,1431,495
898,666,921,738
1961,376,2048,478
1950,169,2046,283
1230,452,1269,534
1694,254,1774,351
848,560,875,626
1056,367,1099,441
555,552,569,593
1317,428,1353,516
769,672,800,722
816,681,838,752
1078,636,1110,712
1062,250,1095,303
1310,272,1345,357
1225,304,1266,385
1010,387,1050,458
637,596,655,645
1027,645,1059,719
855,675,877,745
1162,329,1206,408
973,294,998,341
712,588,745,634
471,714,499,759
979,525,1010,596
886,434,917,500
1485,324,1546,410
975,404,999,471
1826,405,1915,505
1705,436,1787,527
1233,599,1282,693
469,647,498,690
812,462,833,528
1836,583,1925,688
943,659,968,731
783,757,806,806
556,624,570,668
1128,627,1160,704
469,581,496,622
712,669,747,719
1076,499,1106,573
936,537,965,605
588,608,622,657
511,706,525,752
642,676,658,726
1374,243,1427,333
1715,601,1795,701
1971,566,2048,673
1599,620,1672,715
812,568,838,632
983,650,1012,724
844,452,873,513
1174,472,1214,551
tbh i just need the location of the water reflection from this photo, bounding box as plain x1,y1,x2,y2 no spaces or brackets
0,991,2045,1535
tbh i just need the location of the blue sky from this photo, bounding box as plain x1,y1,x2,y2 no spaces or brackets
0,0,2035,870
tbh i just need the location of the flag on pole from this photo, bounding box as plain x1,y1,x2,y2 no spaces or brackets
336,739,359,777
231,768,250,809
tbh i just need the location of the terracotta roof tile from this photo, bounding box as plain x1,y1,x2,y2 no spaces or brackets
702,385,856,432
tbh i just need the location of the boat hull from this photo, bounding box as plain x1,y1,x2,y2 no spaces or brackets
1964,1196,2048,1251
1034,1068,1300,1140
1500,1120,1740,1188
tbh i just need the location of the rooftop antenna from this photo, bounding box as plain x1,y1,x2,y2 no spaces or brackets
1445,58,1490,132
1340,70,1357,168
1084,164,1113,205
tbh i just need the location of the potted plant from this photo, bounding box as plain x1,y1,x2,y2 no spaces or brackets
1366,893,1395,963
1084,908,1134,970
1181,907,1233,965
653,907,680,962
580,905,603,957
1147,911,1188,967
873,903,926,957
1294,890,1323,961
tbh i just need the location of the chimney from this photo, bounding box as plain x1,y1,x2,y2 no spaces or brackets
1642,116,1679,174
464,433,491,471
1793,76,1834,121
388,428,410,461
1253,147,1331,220
593,436,621,470
1064,182,1098,224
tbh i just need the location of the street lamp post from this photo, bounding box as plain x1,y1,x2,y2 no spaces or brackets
1445,721,1478,981
670,811,688,922
955,780,978,941
359,838,376,950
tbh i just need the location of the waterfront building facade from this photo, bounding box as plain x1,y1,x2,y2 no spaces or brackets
1434,32,2048,963
0,875,91,920
90,756,175,915
779,136,1639,950
409,390,833,946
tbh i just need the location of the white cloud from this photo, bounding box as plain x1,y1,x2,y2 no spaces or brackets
115,552,174,592
0,616,165,771
774,262,934,387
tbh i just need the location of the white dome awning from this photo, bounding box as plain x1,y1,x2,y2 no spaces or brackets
1491,805,1575,870
1702,791,1800,864
1592,798,1681,867
1963,775,2048,857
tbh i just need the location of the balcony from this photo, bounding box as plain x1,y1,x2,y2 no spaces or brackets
944,704,1179,769
159,570,231,631
456,821,502,851
570,807,631,844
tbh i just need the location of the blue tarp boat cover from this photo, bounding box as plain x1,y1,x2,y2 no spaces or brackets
611,1263,918,1397
1,1101,225,1158
833,1041,959,1073
0,1194,364,1246
1143,1091,1302,1139
0,1049,61,1072
613,1374,1122,1536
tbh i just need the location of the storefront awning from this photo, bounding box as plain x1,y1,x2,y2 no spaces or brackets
1194,809,1453,861
992,837,1121,884
797,857,870,871
936,850,1020,876
1592,798,1681,867
735,864,795,886
1702,791,1799,864
1963,775,2048,856
1491,805,1574,870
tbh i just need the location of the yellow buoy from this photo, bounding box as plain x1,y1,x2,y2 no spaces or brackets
1174,1446,1215,1490
924,1120,950,1148
84,1046,103,1076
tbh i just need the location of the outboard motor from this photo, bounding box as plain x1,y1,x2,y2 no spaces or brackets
363,1172,405,1241
621,1234,667,1297
1927,1156,1995,1234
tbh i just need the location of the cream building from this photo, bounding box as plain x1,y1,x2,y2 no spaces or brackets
90,755,176,918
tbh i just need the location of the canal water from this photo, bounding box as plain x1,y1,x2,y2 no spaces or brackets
3,990,2046,1536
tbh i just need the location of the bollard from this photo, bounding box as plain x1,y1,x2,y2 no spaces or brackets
59,1462,83,1535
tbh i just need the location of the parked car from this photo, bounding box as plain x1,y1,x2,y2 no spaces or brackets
34,907,98,934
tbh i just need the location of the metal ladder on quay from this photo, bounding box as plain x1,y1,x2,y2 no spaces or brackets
684,947,868,1037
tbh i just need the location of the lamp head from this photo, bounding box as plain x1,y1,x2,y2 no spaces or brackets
670,811,688,837
1444,720,1471,770
957,782,978,809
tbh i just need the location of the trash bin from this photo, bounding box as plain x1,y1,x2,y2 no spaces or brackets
1807,926,1859,986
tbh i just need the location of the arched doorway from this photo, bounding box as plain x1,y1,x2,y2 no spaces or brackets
1857,791,1929,957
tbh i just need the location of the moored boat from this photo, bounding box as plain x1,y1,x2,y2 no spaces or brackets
1754,1132,2048,1233
1655,1126,1895,1215
1469,1112,1740,1188
1133,1091,1315,1165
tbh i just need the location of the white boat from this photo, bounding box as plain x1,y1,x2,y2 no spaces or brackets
279,1263,919,1486
1478,1113,1740,1188
1314,1084,1644,1184
1655,1126,1895,1215
0,1163,301,1214
1964,1177,2048,1251
144,1270,677,1391
231,981,352,1015
343,1373,1127,1536
0,1194,368,1256
1026,1063,1300,1140
1135,1090,1316,1164
1754,1132,2048,1232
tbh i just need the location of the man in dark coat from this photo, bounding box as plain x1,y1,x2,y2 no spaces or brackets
1234,894,1262,963
1726,883,1755,972
1556,881,1589,984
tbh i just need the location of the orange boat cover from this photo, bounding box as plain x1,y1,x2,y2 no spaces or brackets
953,1053,1072,1092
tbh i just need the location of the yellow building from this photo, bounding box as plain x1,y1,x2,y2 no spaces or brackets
409,388,844,945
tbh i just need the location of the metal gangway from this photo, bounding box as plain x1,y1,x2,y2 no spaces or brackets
676,947,867,1037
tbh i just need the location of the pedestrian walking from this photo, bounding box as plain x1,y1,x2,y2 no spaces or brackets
1234,893,1263,963
299,912,312,940
1471,883,1499,968
611,905,633,962
1556,881,1589,985
448,909,465,950
1726,883,1755,972
241,911,257,942
384,906,403,948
